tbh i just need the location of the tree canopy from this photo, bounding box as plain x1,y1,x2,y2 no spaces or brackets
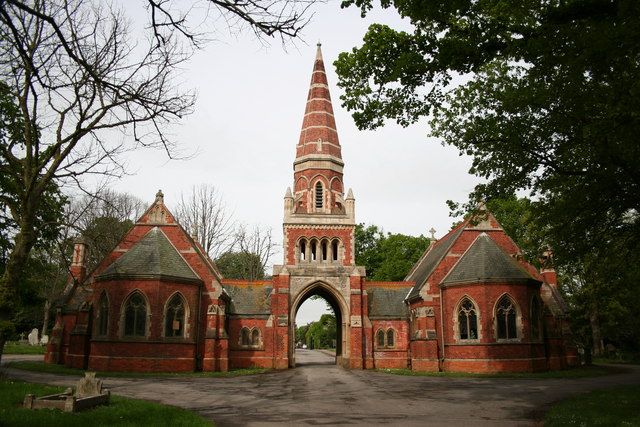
335,0,640,264
355,223,430,281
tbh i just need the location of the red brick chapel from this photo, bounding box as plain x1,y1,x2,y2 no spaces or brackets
46,45,577,373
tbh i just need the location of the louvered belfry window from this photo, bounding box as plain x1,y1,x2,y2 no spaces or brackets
315,182,323,208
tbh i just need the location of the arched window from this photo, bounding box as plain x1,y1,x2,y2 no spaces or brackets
123,292,147,337
300,239,306,261
310,239,317,261
530,296,542,341
321,239,328,261
315,181,323,208
251,329,260,346
386,329,395,348
376,329,385,348
97,291,109,336
496,295,518,340
332,239,339,261
241,327,251,346
165,293,187,338
458,298,478,340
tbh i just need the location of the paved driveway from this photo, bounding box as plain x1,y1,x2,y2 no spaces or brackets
4,350,640,426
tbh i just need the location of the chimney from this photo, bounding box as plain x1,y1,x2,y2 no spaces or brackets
70,236,88,283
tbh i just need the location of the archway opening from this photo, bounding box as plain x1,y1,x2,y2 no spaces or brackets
291,285,345,367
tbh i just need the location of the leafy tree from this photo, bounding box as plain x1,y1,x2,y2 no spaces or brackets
355,223,430,281
215,251,265,281
335,0,640,265
304,314,336,349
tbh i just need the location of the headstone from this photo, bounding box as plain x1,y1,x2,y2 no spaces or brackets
76,372,103,398
19,332,26,342
40,335,49,345
28,328,39,346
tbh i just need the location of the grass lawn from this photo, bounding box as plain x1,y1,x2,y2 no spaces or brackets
0,378,212,426
6,361,269,378
545,385,640,426
3,342,46,355
375,364,627,379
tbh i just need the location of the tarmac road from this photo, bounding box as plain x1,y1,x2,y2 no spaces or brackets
4,350,640,426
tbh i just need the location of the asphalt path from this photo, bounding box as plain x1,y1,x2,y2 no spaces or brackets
4,351,640,426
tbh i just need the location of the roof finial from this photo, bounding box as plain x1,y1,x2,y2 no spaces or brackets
155,189,164,203
316,41,323,61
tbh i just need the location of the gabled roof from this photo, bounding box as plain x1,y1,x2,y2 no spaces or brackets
367,284,411,319
405,224,466,300
440,233,540,286
223,281,272,315
96,227,201,284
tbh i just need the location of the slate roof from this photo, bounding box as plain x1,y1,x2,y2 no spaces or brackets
96,227,201,283
223,282,272,315
441,233,540,286
405,224,466,300
367,286,410,319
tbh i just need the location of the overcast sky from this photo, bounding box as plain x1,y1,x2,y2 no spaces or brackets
105,1,480,325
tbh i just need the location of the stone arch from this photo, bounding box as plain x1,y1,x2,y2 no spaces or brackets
329,176,343,192
289,281,350,368
295,176,309,192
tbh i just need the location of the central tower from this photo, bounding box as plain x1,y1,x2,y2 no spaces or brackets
272,44,371,369
283,43,356,264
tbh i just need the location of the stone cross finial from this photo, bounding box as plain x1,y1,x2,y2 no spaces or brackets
429,227,436,240
155,189,164,203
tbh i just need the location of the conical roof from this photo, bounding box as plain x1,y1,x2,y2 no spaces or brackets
97,227,201,283
440,233,539,286
296,43,342,160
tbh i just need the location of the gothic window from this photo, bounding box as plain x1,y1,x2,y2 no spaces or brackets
310,239,317,261
386,329,395,348
96,291,109,336
376,328,397,349
123,291,147,337
321,239,328,261
164,293,187,338
332,239,339,261
241,327,251,346
458,298,478,340
300,239,307,261
496,295,518,340
530,296,542,341
251,329,260,346
315,181,323,208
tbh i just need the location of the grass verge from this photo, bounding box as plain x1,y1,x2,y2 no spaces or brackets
7,361,269,378
375,364,627,379
0,378,212,426
545,385,640,426
3,342,46,355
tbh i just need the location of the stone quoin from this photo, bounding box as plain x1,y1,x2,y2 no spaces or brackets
46,45,577,373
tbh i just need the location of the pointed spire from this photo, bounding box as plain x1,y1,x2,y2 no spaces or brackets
346,188,354,200
296,44,342,160
284,187,292,199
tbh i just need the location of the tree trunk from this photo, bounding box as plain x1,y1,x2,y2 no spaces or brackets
0,215,38,366
42,300,51,337
589,310,604,357
0,336,5,366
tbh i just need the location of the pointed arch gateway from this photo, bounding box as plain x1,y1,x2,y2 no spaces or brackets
289,282,350,368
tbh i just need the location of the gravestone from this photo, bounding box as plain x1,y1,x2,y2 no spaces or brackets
76,372,103,398
40,335,49,345
28,328,39,346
